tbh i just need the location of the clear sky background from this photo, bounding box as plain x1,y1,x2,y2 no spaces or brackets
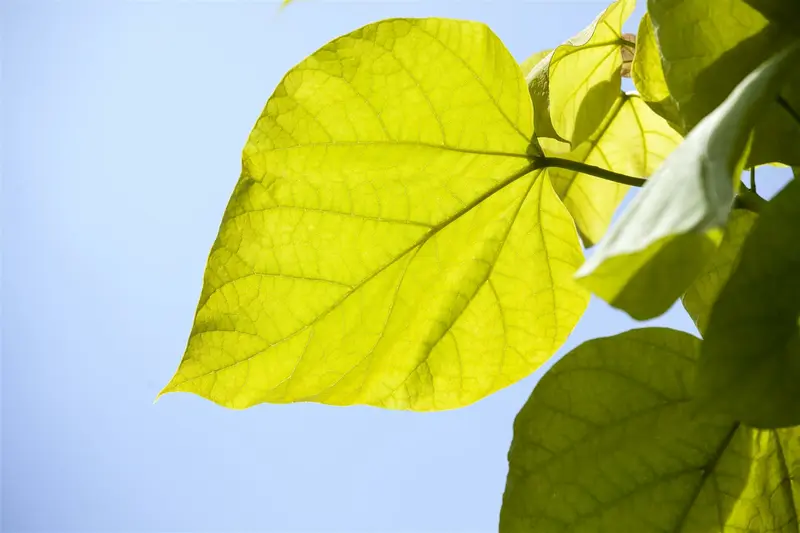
2,1,792,532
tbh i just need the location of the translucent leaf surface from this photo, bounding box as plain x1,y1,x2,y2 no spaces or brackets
549,93,682,246
576,43,800,320
160,18,590,410
501,327,800,533
527,0,635,145
520,48,553,79
631,13,683,132
698,179,800,428
648,0,800,166
682,209,758,334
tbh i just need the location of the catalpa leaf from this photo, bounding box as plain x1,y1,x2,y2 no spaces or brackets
630,13,683,132
648,0,800,166
697,179,800,428
744,0,800,33
501,327,800,533
682,209,758,334
576,42,800,321
520,48,553,80
549,93,682,247
160,18,589,410
527,0,635,146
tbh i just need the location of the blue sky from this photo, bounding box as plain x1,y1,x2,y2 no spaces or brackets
2,1,792,532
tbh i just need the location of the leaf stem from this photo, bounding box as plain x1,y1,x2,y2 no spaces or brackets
538,157,647,187
750,166,757,193
734,184,767,213
777,96,800,128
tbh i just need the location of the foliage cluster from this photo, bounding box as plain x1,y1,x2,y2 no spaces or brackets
160,0,800,529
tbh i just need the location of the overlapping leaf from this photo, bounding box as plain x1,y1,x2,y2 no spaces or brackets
501,327,800,533
527,0,635,146
682,209,758,334
576,43,800,320
744,0,800,33
631,13,683,132
548,93,682,246
697,179,800,428
648,0,800,166
160,18,589,411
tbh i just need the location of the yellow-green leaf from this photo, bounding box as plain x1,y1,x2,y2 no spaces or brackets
160,18,589,411
682,209,758,334
501,327,800,533
648,0,800,166
549,93,682,246
697,179,800,428
527,0,635,146
576,42,800,320
630,12,683,132
520,48,553,79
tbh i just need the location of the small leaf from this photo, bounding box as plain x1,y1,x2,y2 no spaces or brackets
527,0,635,145
160,18,590,411
549,93,682,247
682,209,758,334
576,42,800,320
520,48,553,79
501,327,800,533
697,179,800,428
648,0,800,166
630,12,683,132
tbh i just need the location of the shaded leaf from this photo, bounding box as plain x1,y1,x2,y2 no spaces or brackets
549,93,682,247
501,327,800,533
744,0,800,32
630,12,683,132
527,0,635,145
648,0,800,166
576,42,800,320
160,18,589,411
682,209,758,334
698,179,800,428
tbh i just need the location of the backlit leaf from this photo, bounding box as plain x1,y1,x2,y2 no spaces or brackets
744,0,800,32
501,327,800,533
576,43,800,320
648,0,800,166
631,12,683,132
549,93,682,246
682,209,758,334
520,48,553,79
697,179,800,428
160,18,589,411
527,0,635,146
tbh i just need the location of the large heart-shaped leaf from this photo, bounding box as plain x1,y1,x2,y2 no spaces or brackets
527,0,634,146
648,0,800,166
501,327,800,533
630,12,683,133
159,18,589,410
697,179,800,428
576,42,800,320
682,209,758,334
549,93,682,246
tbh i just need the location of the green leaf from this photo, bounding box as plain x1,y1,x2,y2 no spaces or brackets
630,13,683,132
682,209,758,334
159,18,589,411
520,48,553,79
576,42,800,321
648,0,800,166
549,93,682,247
501,327,800,533
697,179,800,428
527,0,635,146
744,0,800,32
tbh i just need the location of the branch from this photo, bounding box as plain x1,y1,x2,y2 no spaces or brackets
538,157,647,187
